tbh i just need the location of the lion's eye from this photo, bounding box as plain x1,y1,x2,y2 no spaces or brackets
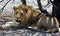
15,11,18,14
21,13,23,16
16,12,18,14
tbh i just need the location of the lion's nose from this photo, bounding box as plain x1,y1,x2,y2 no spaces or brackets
16,18,20,22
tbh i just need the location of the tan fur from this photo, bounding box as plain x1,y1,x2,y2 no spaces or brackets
13,4,40,27
13,4,59,31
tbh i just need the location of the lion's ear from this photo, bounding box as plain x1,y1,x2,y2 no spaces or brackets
13,6,18,11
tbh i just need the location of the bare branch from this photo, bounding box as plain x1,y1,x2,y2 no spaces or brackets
0,0,11,13
0,0,4,2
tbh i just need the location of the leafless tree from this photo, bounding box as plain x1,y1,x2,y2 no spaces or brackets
0,0,11,13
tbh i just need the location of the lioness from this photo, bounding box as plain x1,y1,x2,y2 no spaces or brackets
13,4,60,32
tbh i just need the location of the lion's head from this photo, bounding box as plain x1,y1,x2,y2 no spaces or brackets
13,4,40,27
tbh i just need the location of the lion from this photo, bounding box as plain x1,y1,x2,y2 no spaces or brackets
13,4,41,29
13,4,60,32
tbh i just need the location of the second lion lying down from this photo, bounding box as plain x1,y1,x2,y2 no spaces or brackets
1,4,60,32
